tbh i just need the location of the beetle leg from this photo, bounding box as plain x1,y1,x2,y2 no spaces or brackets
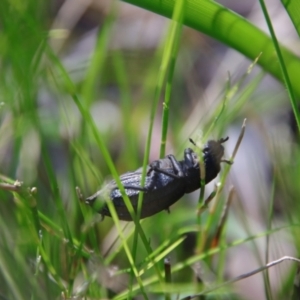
183,148,198,168
147,159,180,179
122,185,148,191
221,159,233,165
166,207,171,214
149,167,182,179
167,154,185,177
148,156,183,179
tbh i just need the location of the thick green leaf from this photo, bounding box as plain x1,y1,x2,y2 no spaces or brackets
281,0,300,37
123,0,300,97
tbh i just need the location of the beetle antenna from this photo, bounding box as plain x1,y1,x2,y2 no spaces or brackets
189,138,197,146
219,136,229,144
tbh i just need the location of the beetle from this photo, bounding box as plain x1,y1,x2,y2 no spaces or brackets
85,137,230,221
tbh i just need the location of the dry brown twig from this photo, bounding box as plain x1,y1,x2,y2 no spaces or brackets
182,256,300,299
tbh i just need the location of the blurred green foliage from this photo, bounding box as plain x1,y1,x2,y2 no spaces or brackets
0,0,300,299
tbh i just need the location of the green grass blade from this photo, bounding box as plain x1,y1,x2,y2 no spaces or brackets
159,0,185,158
259,0,300,135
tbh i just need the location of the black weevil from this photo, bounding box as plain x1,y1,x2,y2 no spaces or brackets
86,137,230,221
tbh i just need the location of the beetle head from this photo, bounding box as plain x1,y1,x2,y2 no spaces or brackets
203,137,229,164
